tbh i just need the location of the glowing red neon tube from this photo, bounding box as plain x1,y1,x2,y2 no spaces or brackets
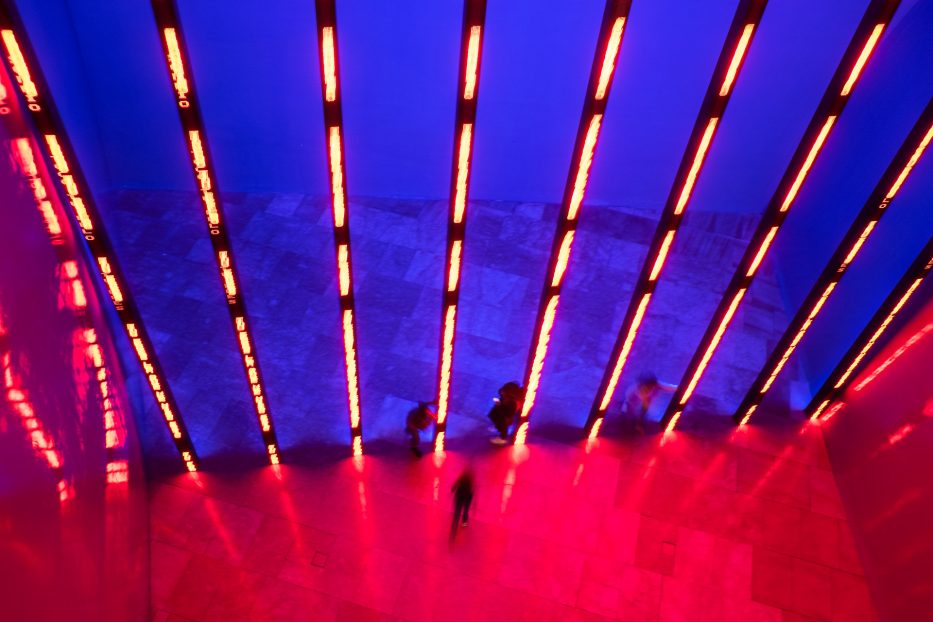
151,0,281,465
433,0,487,453
736,101,932,425
0,12,199,471
585,0,767,438
660,0,899,431
515,0,632,445
315,0,364,456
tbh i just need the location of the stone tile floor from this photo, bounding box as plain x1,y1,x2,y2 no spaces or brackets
101,190,805,468
149,413,874,621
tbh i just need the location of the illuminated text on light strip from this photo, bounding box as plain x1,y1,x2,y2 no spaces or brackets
162,28,190,106
521,295,560,419
886,124,933,199
1,30,39,108
811,399,831,419
594,18,625,101
322,27,337,102
448,240,462,292
342,309,361,428
463,26,481,100
855,323,933,392
567,114,603,220
218,251,237,298
746,226,779,277
44,135,94,232
760,282,837,393
352,436,362,456
842,221,877,268
13,138,61,236
437,305,456,425
126,322,184,443
841,24,885,97
587,417,603,440
453,124,472,223
187,130,220,227
233,316,270,431
338,244,350,295
97,257,124,305
719,24,755,97
780,116,837,212
834,278,923,388
551,231,575,287
681,288,747,403
674,117,719,215
598,293,652,411
328,126,346,227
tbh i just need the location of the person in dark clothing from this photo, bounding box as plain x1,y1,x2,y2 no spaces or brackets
450,466,475,540
487,381,524,445
405,401,437,457
624,372,676,432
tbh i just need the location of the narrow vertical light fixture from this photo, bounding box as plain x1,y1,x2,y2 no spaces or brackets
314,0,364,454
660,0,900,432
515,0,632,445
585,0,767,438
151,0,281,465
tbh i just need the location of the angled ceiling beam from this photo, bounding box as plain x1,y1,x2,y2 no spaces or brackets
514,0,633,446
808,233,933,422
585,0,768,439
737,98,933,424
314,0,364,456
433,0,487,453
661,0,901,432
0,2,199,471
150,0,282,465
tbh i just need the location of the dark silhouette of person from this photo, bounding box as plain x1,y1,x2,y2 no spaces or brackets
488,381,524,444
625,372,676,432
450,466,475,540
405,401,437,457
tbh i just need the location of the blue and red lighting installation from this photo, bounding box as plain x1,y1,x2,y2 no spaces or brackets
150,0,281,465
807,233,933,423
0,3,199,471
585,0,768,440
433,0,487,453
1,61,129,491
314,0,363,456
736,98,933,425
660,0,901,432
514,0,632,446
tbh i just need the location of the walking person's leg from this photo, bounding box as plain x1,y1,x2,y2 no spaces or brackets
461,493,473,526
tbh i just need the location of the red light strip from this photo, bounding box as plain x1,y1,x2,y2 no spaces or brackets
516,0,632,445
853,322,933,392
660,1,898,430
0,13,199,470
586,0,767,437
151,1,281,464
315,0,364,454
434,0,487,451
808,237,933,421
736,101,932,424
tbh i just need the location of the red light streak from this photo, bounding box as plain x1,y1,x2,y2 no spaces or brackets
567,114,603,221
841,220,877,268
447,240,462,292
453,123,472,223
218,250,237,297
855,322,933,392
674,117,719,215
681,288,746,405
12,137,61,236
720,24,754,97
780,116,836,212
464,26,481,100
0,30,39,109
322,27,337,102
598,292,651,412
746,225,778,277
162,28,190,107
96,257,125,306
342,309,361,430
518,294,560,430
328,126,346,227
840,24,884,97
551,231,575,287
338,244,350,295
595,17,625,101
649,231,675,282
886,123,933,199
437,305,456,426
45,134,94,233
